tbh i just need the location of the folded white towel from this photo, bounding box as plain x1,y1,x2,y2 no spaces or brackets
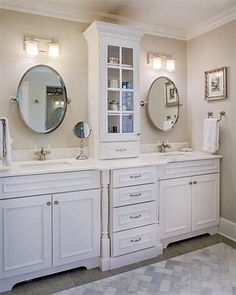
0,117,13,166
203,118,219,153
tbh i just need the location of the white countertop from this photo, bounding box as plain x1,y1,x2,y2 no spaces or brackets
0,151,222,178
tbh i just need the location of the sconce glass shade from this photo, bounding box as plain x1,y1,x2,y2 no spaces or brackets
152,56,162,70
47,42,60,59
24,39,39,57
166,58,175,72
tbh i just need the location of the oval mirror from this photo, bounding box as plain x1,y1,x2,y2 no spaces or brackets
73,122,91,139
73,122,91,160
16,65,68,134
147,77,179,131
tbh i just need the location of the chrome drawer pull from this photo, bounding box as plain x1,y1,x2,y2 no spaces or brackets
130,175,142,179
130,214,141,219
115,148,126,152
130,237,142,243
130,193,142,197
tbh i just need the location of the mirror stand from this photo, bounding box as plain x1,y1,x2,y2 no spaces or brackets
76,140,88,160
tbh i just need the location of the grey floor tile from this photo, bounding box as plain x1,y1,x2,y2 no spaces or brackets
69,267,113,286
2,234,235,295
110,263,139,275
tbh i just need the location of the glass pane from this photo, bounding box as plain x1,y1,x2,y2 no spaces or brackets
108,115,120,133
108,90,120,111
108,45,119,65
108,68,120,89
122,70,133,89
122,91,133,111
122,114,133,133
122,47,133,67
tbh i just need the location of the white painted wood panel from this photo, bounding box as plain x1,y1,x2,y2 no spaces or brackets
112,166,156,188
53,189,100,266
192,174,219,231
112,224,157,257
100,141,140,160
113,202,157,232
161,159,219,180
0,170,100,199
160,177,192,239
112,183,157,207
0,195,52,278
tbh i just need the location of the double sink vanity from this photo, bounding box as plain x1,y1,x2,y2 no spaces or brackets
0,151,221,292
0,20,221,292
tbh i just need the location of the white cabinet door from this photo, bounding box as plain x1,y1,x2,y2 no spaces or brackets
192,173,219,231
0,195,52,278
160,177,192,239
53,189,100,266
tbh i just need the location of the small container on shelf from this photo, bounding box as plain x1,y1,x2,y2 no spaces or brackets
108,57,119,64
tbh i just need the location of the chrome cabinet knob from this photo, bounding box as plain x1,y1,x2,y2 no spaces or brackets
193,181,197,184
189,182,193,185
54,201,59,205
47,202,51,206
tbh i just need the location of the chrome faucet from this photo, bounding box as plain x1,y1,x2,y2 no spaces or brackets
158,141,171,153
34,147,50,161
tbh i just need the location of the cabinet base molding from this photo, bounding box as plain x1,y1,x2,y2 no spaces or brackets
0,257,99,293
219,218,236,242
108,245,163,270
161,226,218,248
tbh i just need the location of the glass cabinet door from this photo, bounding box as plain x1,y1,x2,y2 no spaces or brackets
107,45,134,135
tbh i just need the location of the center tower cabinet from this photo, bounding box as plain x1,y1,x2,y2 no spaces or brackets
84,21,144,159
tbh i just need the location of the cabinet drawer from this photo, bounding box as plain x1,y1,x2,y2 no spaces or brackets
112,183,157,207
112,166,156,188
112,224,157,257
100,142,140,160
0,170,100,199
161,159,220,180
113,202,157,232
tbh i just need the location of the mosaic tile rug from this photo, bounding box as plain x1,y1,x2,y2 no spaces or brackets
53,243,236,295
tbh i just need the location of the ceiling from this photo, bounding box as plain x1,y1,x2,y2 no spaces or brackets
0,0,236,39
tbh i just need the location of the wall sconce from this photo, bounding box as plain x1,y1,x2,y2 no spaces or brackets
24,36,60,59
147,53,175,72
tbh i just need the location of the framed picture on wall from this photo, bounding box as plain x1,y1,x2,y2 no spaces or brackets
165,81,178,107
205,67,227,101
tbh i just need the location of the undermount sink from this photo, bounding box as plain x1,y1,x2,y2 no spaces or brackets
18,160,72,169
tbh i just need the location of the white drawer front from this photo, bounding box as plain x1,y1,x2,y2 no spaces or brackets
161,159,220,180
112,166,156,188
0,170,100,199
112,224,157,257
112,183,157,207
100,142,140,160
113,202,157,232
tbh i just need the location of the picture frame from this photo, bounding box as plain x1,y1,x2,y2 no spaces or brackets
205,67,227,101
165,81,178,107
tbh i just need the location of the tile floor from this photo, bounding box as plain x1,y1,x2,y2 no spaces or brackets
54,243,236,295
2,234,235,295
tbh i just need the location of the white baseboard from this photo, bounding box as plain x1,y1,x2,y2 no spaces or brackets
219,217,236,242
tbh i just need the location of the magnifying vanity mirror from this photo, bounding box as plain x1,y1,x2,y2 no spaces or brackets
73,122,91,160
15,65,69,134
146,76,180,131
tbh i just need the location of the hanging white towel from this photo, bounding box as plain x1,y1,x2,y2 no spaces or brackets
203,118,219,153
163,120,172,130
0,117,13,166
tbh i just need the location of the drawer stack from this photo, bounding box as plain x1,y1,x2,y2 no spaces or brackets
110,166,159,257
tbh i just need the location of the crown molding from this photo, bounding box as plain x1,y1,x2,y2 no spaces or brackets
186,7,236,40
0,2,236,41
0,2,186,40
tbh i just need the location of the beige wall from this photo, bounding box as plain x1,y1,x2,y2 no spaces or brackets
187,21,236,223
140,34,188,143
0,9,188,149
